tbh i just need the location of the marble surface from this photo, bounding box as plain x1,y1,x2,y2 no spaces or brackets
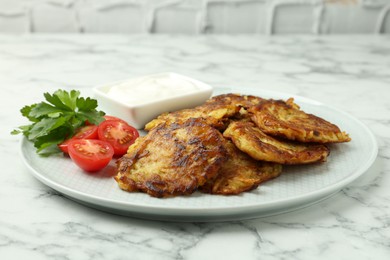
1,0,390,34
1,34,389,259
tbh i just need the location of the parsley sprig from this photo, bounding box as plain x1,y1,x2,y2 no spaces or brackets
12,89,105,156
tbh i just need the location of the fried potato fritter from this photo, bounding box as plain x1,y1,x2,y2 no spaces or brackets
144,108,229,131
250,98,351,143
115,119,227,198
144,93,265,131
223,121,330,165
115,93,351,198
200,139,282,195
204,93,266,109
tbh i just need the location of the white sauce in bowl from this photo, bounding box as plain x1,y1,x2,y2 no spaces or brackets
106,73,203,106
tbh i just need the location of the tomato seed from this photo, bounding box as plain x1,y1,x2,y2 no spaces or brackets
119,134,132,144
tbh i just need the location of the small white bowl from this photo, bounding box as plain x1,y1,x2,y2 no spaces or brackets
93,72,213,129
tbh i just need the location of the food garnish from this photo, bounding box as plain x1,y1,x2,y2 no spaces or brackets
12,89,106,156
58,125,99,153
97,120,139,156
68,139,114,172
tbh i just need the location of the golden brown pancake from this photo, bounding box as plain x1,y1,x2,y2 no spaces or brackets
200,139,282,195
249,98,351,143
144,108,229,131
115,93,351,198
115,119,227,198
223,121,330,165
204,93,266,109
144,93,265,131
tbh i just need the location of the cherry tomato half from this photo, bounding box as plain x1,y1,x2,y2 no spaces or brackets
86,115,127,126
98,120,139,156
68,139,114,172
58,125,99,153
103,115,127,123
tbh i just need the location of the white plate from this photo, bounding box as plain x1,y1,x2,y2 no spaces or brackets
20,89,378,222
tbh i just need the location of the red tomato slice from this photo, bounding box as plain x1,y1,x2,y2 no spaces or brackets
74,125,99,139
58,125,98,153
103,115,127,123
98,120,139,156
86,115,126,126
58,139,72,154
68,139,114,172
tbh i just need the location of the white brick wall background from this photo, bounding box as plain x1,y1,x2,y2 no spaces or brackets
0,0,389,34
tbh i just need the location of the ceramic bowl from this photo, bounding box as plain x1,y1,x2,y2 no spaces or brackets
93,72,213,129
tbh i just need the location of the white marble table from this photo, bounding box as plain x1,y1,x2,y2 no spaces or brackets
1,34,389,259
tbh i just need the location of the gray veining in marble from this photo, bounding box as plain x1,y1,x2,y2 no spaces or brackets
1,34,390,259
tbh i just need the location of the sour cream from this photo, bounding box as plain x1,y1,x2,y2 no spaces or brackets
93,73,213,129
106,73,203,106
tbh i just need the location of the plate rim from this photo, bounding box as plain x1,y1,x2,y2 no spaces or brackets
19,89,379,219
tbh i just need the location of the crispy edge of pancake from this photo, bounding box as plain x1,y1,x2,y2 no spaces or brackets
204,93,266,109
249,98,351,143
223,121,330,165
144,108,225,131
144,107,235,131
115,119,228,198
144,93,265,131
199,139,282,195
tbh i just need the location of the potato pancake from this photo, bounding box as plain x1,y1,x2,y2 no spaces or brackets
115,93,351,198
200,139,282,195
250,98,351,143
223,121,330,165
144,93,265,131
203,93,266,109
144,108,230,131
115,119,227,198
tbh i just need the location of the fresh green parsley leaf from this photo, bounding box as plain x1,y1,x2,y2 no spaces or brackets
12,89,105,156
21,104,39,122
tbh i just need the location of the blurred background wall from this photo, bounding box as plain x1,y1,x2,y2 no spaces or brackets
0,0,389,34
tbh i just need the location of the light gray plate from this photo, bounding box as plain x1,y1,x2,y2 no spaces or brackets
20,89,378,222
